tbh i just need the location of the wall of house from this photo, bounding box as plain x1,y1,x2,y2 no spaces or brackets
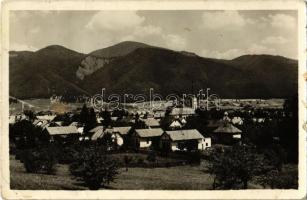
140,138,152,148
171,142,179,151
198,138,211,150
114,134,124,146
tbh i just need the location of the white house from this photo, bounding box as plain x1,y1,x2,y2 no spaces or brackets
132,128,164,149
160,129,211,151
141,117,160,128
169,120,182,129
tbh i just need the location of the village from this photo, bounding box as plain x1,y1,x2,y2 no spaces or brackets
8,95,298,190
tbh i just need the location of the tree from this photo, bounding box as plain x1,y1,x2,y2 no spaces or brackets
79,104,89,125
10,120,49,150
101,109,111,127
22,144,58,174
69,145,119,190
207,144,262,189
84,108,97,132
24,110,36,122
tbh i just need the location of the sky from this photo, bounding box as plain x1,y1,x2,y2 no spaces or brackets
10,10,298,59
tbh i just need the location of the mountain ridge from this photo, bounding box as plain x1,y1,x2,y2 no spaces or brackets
9,41,298,99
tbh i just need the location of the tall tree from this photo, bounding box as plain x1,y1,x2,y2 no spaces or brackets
79,104,89,125
69,145,119,190
84,108,97,132
207,144,263,189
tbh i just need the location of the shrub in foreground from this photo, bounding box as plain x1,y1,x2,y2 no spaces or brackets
22,145,58,174
69,145,119,190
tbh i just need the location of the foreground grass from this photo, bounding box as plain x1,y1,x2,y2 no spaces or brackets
10,155,214,190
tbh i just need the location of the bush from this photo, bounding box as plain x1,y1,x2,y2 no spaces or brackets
137,157,144,164
69,145,119,190
147,151,157,162
21,145,58,174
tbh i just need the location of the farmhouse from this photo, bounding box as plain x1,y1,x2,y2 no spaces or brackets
45,126,80,142
141,117,160,128
89,126,104,141
169,120,182,130
160,129,211,151
36,115,56,122
213,123,242,144
170,107,196,118
132,128,164,150
111,126,132,146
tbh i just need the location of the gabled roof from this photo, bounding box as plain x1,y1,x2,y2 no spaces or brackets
170,108,195,116
36,115,56,121
89,126,104,133
46,126,79,135
214,123,242,133
141,118,160,127
169,120,182,128
69,122,79,127
135,128,164,138
91,129,104,140
165,129,204,141
33,119,50,128
113,126,132,135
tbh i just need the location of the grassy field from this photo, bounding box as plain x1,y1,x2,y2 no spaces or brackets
10,155,215,190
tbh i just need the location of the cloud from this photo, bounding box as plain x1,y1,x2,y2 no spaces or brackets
268,14,296,29
10,43,38,51
247,44,276,55
201,11,253,29
163,34,187,50
201,43,277,59
261,36,289,45
29,27,41,34
201,49,245,59
86,11,145,31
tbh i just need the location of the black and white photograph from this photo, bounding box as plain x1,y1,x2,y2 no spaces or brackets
1,0,306,199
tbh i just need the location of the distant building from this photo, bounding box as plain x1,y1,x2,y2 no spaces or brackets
232,117,243,125
169,120,182,130
45,126,80,142
89,126,104,141
132,128,164,150
213,123,242,144
153,111,165,119
160,129,211,151
170,107,196,118
36,115,56,122
141,117,160,128
113,126,132,146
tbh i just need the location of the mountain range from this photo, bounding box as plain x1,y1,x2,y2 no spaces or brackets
9,41,298,99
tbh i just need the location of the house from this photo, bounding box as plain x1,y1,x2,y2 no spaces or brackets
213,123,242,144
36,115,56,122
33,119,50,129
132,128,164,150
169,120,182,130
170,107,196,118
160,129,211,151
69,122,84,134
113,126,132,146
107,127,132,147
45,126,80,143
154,111,165,119
141,117,160,128
232,117,243,125
89,126,104,141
